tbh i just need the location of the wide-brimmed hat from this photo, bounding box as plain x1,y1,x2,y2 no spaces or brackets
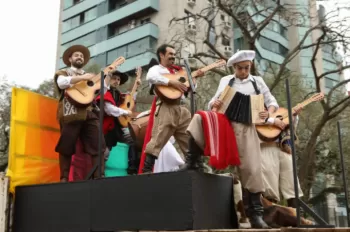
111,70,129,85
62,45,90,67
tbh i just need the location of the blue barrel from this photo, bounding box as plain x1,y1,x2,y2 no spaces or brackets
105,142,129,177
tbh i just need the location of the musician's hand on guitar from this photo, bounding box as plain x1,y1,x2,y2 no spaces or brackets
212,99,223,109
274,118,286,130
259,111,269,120
293,104,303,116
168,80,187,92
81,73,95,80
126,110,132,116
196,69,205,77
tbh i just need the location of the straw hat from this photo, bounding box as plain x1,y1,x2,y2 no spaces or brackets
62,45,90,67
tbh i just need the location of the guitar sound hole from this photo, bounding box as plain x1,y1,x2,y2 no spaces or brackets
179,77,186,83
87,80,94,87
276,115,283,120
127,102,130,108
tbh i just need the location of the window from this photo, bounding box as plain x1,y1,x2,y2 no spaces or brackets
62,15,80,32
63,0,82,9
325,78,334,88
266,21,287,38
109,0,135,12
259,36,288,56
220,14,225,21
141,18,151,25
234,37,244,51
107,37,158,64
185,10,195,24
61,32,97,55
209,26,216,45
221,35,230,46
84,7,97,22
62,7,97,32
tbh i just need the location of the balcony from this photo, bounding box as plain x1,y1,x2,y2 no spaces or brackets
117,51,157,73
61,0,159,44
58,23,159,70
90,22,159,57
62,0,105,21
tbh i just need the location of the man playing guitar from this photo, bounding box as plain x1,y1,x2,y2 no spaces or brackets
53,45,108,182
141,44,204,173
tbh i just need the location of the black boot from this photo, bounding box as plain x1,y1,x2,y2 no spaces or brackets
247,191,270,229
287,198,297,208
180,137,204,171
142,154,156,174
59,154,72,182
91,155,105,179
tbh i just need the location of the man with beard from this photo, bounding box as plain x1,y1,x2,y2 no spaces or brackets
54,45,108,182
140,44,204,173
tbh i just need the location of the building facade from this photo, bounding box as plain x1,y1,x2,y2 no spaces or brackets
57,0,229,75
232,0,344,93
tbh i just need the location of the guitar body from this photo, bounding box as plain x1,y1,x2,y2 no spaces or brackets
255,107,290,142
118,94,135,127
155,69,191,100
65,56,126,107
155,59,227,100
65,78,102,107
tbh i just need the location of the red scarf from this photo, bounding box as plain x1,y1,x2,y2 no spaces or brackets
138,65,181,174
196,111,240,169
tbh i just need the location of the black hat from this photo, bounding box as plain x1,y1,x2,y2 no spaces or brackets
111,70,128,85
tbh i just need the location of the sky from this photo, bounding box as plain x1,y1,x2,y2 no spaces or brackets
0,0,61,89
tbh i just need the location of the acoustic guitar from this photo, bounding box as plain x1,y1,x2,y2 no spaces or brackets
256,92,324,142
155,59,226,100
65,56,126,107
118,67,142,127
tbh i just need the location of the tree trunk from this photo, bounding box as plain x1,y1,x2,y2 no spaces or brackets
248,40,258,76
298,115,328,199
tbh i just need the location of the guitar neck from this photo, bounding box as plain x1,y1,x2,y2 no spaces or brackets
191,62,219,77
281,98,316,118
129,78,140,96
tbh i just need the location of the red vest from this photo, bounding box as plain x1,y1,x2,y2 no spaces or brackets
96,91,117,134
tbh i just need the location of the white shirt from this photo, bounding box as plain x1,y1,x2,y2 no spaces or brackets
57,66,84,89
208,74,279,124
104,86,131,117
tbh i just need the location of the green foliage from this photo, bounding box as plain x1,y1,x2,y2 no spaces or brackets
85,63,102,74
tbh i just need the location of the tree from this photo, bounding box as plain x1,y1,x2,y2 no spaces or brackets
0,76,11,169
166,0,350,199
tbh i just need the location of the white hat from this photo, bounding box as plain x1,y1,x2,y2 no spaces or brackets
227,50,255,66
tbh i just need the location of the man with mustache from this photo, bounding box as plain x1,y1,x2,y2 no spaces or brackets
54,45,108,182
140,44,204,173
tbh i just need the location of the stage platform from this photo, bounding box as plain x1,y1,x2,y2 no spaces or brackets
140,229,350,232
13,171,238,232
